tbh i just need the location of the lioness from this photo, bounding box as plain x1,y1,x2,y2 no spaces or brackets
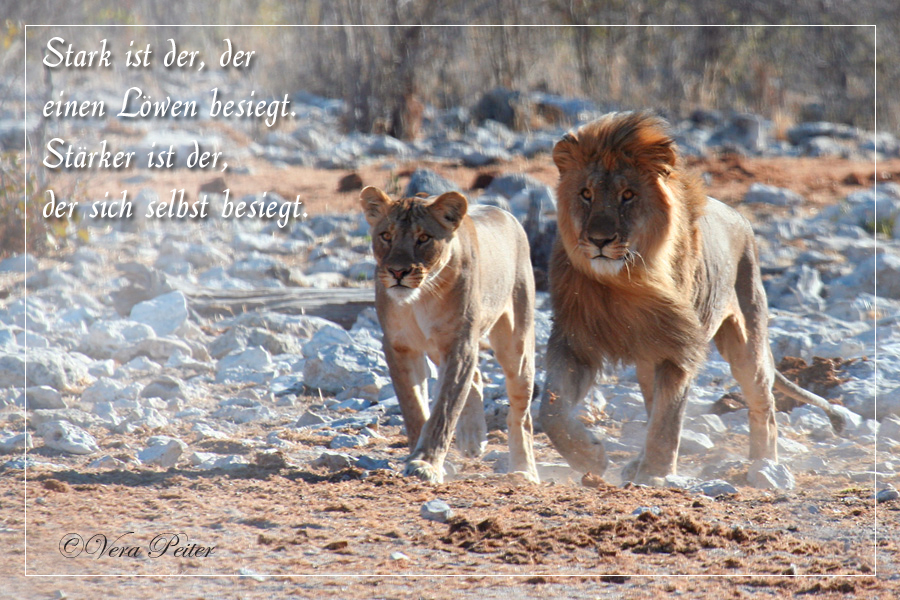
360,186,539,484
541,112,843,485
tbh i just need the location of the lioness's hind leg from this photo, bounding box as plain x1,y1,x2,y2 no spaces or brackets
455,368,488,458
714,316,778,462
384,345,431,451
489,316,539,483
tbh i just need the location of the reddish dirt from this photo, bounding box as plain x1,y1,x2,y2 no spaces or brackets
775,356,859,412
9,425,897,598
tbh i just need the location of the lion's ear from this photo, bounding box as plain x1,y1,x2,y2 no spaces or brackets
633,121,677,177
360,186,393,227
429,191,468,231
644,138,676,177
552,132,581,173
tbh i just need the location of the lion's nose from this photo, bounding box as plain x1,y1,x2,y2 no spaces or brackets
388,267,411,281
589,233,618,250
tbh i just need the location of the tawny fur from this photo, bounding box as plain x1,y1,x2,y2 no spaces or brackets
361,186,539,485
541,112,842,484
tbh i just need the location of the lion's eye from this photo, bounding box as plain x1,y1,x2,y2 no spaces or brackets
621,189,635,203
580,188,593,202
417,233,431,244
380,231,392,242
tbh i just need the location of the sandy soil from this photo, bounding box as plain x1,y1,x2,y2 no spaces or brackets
8,153,900,598
8,417,899,598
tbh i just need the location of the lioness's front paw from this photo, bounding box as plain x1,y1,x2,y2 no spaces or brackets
454,428,487,458
404,459,443,484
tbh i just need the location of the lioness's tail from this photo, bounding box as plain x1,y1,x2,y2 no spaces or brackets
773,371,846,433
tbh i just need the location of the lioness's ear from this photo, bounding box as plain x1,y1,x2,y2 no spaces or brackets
552,132,581,173
359,186,393,227
429,191,467,231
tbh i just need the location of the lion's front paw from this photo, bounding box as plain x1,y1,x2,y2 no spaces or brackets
506,470,540,485
621,459,667,487
404,459,444,484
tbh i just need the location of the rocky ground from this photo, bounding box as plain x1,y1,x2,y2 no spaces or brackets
2,89,900,597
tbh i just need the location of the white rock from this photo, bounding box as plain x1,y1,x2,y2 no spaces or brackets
777,437,809,455
81,378,141,406
87,455,127,469
303,342,387,395
879,415,900,443
115,337,194,364
82,319,156,359
835,253,900,300
686,414,727,436
126,407,169,430
0,432,32,452
218,346,272,371
137,436,186,468
130,291,189,336
745,183,805,206
679,430,715,454
140,376,187,401
0,253,37,273
790,406,833,434
792,455,828,472
876,486,900,503
38,420,99,455
187,451,219,466
420,499,453,523
26,386,66,410
295,410,332,429
1,349,88,390
880,387,900,421
192,423,230,441
30,408,98,430
691,479,738,497
310,451,354,471
211,404,275,424
301,324,354,356
330,433,368,449
747,459,795,491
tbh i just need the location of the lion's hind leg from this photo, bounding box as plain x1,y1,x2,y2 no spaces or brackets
622,359,693,485
714,315,778,462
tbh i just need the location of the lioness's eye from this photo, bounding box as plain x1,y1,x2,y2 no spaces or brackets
621,189,635,203
417,233,431,244
380,231,392,242
580,188,592,202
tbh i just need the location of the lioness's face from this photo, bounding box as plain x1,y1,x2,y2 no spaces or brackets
360,187,467,303
552,113,677,279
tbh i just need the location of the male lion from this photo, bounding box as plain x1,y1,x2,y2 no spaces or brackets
541,112,843,485
361,186,539,484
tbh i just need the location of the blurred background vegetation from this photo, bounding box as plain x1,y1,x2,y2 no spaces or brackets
1,0,892,258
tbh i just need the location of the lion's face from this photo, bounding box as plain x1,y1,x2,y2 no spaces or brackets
553,112,679,279
360,187,467,303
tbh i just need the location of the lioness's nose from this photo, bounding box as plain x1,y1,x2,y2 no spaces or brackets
589,233,618,250
388,267,411,280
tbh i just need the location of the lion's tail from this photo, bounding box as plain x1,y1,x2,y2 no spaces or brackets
773,371,846,433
